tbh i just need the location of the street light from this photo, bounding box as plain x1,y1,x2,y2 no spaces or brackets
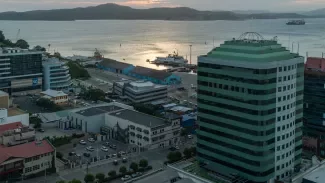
189,45,192,65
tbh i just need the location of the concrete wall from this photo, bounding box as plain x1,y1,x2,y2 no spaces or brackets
68,113,105,133
1,130,35,145
7,113,29,126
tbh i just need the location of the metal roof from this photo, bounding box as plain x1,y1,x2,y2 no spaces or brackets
109,109,168,128
99,58,133,70
76,105,123,117
129,66,172,80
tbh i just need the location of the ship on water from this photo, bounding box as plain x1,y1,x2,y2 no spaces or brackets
286,19,305,25
154,52,188,64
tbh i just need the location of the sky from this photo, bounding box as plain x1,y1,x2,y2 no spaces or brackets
0,0,324,12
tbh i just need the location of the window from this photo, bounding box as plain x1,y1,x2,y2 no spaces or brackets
25,167,32,173
282,126,285,130
277,127,281,131
277,136,281,141
284,76,287,81
277,117,281,122
279,67,282,72
283,86,286,91
278,97,282,102
284,66,287,71
283,96,286,101
277,156,280,161
278,107,281,112
278,77,282,82
278,87,282,92
277,166,280,170
277,146,280,151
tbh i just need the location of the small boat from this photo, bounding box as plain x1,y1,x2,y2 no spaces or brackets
286,20,305,25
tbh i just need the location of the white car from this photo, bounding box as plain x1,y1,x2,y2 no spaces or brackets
121,175,131,181
175,146,180,150
86,146,95,151
119,151,126,156
112,153,117,158
101,146,109,152
188,135,193,139
88,138,95,142
79,140,86,145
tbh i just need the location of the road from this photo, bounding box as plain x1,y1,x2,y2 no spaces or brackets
19,136,196,183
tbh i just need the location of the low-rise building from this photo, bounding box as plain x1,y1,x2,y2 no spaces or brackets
0,108,29,126
43,58,72,91
0,122,35,146
0,140,56,181
103,109,181,150
0,91,9,109
127,66,181,85
97,58,135,74
62,103,133,133
113,80,168,103
40,89,68,104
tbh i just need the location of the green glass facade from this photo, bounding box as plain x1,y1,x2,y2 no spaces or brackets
197,36,303,183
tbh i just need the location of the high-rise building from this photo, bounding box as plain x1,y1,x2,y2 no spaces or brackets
42,58,71,91
0,48,43,95
197,33,304,183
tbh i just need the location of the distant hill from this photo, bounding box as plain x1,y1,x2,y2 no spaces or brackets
303,8,325,16
0,3,313,21
232,10,270,14
0,3,240,21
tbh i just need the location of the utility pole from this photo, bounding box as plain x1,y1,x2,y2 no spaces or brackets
292,42,295,52
213,37,215,48
189,45,192,65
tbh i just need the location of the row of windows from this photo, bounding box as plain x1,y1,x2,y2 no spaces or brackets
198,63,277,74
198,99,276,116
25,152,53,163
198,90,276,106
277,103,295,112
278,84,296,92
277,122,294,132
197,143,267,166
278,94,296,103
278,74,296,82
198,107,275,126
198,71,277,85
199,126,275,146
197,134,274,156
276,131,295,142
198,152,274,177
276,141,295,153
277,111,296,122
198,80,276,95
199,116,274,136
278,64,297,72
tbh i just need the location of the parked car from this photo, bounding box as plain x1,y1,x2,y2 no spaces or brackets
104,142,110,146
88,138,95,142
38,128,45,133
69,152,76,156
86,146,95,151
169,147,176,151
79,140,87,145
83,153,91,157
101,146,109,152
121,175,131,181
111,145,117,149
119,151,126,156
122,157,127,163
112,154,117,158
175,146,180,150
113,160,118,165
187,135,193,139
75,154,81,158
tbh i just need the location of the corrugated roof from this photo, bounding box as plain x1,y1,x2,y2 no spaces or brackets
0,140,54,164
41,89,67,97
99,58,133,70
306,57,325,71
0,122,23,136
130,66,172,80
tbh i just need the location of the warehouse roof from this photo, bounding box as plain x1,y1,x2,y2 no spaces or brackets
99,58,133,70
109,109,168,128
129,66,172,80
76,105,123,117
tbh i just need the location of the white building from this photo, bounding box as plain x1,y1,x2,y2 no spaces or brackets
0,108,29,126
43,58,72,91
40,89,68,104
62,103,134,133
113,80,168,103
103,110,181,150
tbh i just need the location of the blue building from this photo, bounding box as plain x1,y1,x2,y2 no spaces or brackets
97,58,134,74
127,66,181,85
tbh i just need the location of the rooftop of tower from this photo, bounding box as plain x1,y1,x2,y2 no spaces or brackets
202,32,302,62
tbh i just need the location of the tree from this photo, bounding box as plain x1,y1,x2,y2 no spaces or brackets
56,181,65,183
190,147,196,156
0,31,5,42
130,162,138,172
54,52,61,58
139,159,148,168
15,39,29,49
167,151,183,163
183,148,192,159
108,170,116,177
68,179,82,183
95,173,105,183
119,166,127,174
36,98,62,111
33,45,46,51
84,174,95,183
180,128,188,137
